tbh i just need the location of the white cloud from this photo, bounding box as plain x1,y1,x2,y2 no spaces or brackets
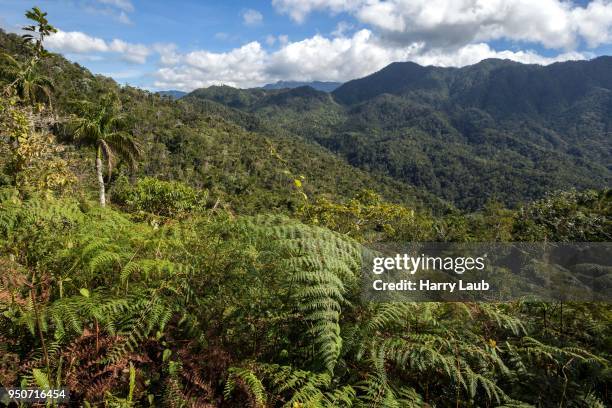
272,0,612,50
153,43,181,65
46,31,109,53
154,41,270,90
108,39,150,63
573,0,612,47
46,30,150,64
96,0,134,13
44,2,602,91
152,29,586,91
65,54,105,62
266,30,410,81
410,43,586,67
91,0,134,24
241,9,264,26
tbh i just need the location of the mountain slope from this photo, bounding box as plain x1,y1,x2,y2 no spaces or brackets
0,28,445,213
333,57,612,112
187,58,612,209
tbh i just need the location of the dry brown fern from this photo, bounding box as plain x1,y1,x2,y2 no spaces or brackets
0,257,29,306
63,333,151,401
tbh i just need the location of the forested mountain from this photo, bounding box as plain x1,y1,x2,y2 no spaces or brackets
0,28,442,213
187,58,612,209
0,9,610,408
262,80,342,92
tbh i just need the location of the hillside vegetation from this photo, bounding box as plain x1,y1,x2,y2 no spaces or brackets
0,8,611,407
188,58,612,209
0,27,443,215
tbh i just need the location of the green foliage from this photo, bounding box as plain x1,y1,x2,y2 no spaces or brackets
189,59,612,210
68,92,141,206
513,189,611,241
112,176,207,218
1,193,608,406
299,190,434,242
1,7,56,106
69,92,141,171
0,54,53,105
22,6,57,58
0,98,76,195
224,367,267,407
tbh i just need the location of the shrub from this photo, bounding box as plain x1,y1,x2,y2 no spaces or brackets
112,176,207,217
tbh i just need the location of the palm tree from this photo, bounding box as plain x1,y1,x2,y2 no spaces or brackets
0,54,53,105
22,6,57,60
0,6,56,105
70,94,141,206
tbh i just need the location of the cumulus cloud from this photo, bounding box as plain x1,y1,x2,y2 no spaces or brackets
153,43,181,66
265,30,411,81
410,44,586,67
242,9,264,26
152,29,586,91
155,42,269,89
108,39,150,63
46,31,109,53
100,69,143,79
273,0,612,50
46,31,150,64
45,1,603,91
572,0,612,47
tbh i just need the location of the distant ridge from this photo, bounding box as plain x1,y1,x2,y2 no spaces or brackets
157,90,187,99
332,57,612,110
262,80,342,92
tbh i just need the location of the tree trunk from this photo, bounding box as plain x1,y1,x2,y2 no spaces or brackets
96,146,106,207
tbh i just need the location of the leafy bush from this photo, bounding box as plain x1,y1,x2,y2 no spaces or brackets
112,176,207,217
513,189,611,241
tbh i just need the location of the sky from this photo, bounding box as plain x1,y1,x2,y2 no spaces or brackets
2,0,612,91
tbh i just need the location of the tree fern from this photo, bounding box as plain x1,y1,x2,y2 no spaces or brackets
243,215,361,373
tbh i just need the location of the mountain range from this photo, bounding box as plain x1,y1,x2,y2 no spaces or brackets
185,57,612,209
156,81,341,100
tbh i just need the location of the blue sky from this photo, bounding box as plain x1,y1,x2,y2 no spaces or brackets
2,0,612,90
